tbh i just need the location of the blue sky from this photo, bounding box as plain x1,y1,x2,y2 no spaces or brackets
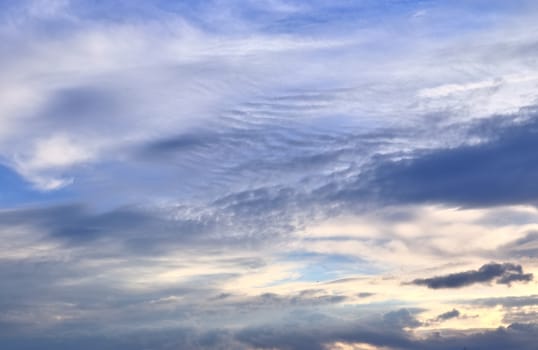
1,1,538,349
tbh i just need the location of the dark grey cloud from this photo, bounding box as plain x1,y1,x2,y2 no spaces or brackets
466,295,538,308
0,252,235,337
383,308,424,329
201,290,349,320
236,319,415,350
502,310,538,324
42,86,122,128
357,292,375,298
0,204,215,250
334,111,538,208
410,262,533,289
0,193,301,251
422,323,538,350
499,231,538,258
258,323,538,350
251,290,347,308
435,308,460,321
236,312,538,350
0,328,246,350
4,320,538,350
143,130,218,155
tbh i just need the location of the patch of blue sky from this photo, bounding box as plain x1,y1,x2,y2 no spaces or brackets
4,0,527,42
284,251,381,283
0,164,73,208
238,0,518,37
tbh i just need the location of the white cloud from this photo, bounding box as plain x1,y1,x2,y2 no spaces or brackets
26,135,92,169
1,0,538,195
11,135,93,190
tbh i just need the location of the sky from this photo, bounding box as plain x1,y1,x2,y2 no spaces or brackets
1,0,538,349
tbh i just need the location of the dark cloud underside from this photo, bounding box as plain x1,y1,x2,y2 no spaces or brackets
352,113,538,207
410,262,533,289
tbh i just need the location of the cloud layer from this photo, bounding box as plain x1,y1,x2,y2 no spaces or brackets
410,262,533,289
2,0,538,349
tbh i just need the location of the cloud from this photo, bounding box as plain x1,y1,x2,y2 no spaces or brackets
3,1,538,349
218,290,348,312
236,315,538,350
466,295,538,308
13,134,94,190
349,112,538,208
410,262,533,289
435,309,460,321
3,0,538,198
236,318,415,350
0,328,246,350
383,308,423,329
499,231,538,258
357,292,375,298
4,320,538,350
